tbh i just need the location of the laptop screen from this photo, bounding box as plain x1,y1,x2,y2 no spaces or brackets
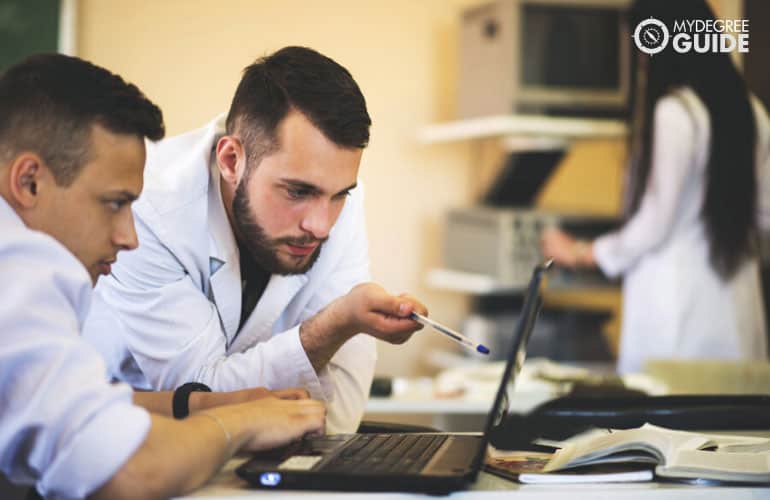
470,260,552,473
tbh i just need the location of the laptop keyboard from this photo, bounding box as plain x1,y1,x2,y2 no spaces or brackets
322,434,448,475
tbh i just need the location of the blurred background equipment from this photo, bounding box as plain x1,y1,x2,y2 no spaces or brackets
457,0,631,118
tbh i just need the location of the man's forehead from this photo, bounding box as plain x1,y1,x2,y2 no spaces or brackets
74,125,145,193
256,158,359,193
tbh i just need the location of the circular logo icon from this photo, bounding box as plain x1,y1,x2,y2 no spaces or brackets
633,17,669,55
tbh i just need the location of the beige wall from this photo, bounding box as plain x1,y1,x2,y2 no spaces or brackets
76,0,746,377
78,0,489,376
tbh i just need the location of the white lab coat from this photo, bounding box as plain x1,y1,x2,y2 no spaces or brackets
594,88,770,373
0,197,150,499
83,115,376,433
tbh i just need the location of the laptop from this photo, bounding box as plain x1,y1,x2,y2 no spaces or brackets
236,260,552,494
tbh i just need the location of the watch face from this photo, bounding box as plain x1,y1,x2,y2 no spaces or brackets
634,17,670,55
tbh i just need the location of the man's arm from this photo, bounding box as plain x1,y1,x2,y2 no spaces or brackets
131,387,310,416
91,398,324,500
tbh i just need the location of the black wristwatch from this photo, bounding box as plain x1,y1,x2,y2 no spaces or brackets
172,382,212,419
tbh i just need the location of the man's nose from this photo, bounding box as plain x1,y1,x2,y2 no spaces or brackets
300,200,334,240
113,209,139,251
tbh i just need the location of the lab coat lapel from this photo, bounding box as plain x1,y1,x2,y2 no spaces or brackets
208,256,241,346
227,273,308,354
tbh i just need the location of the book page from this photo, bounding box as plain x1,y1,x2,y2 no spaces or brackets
544,424,713,472
665,448,770,476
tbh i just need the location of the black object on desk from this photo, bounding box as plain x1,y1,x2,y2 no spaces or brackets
490,394,770,450
369,376,392,397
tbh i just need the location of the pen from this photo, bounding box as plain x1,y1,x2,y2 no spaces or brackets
410,312,490,355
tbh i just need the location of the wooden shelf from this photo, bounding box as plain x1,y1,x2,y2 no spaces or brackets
418,114,628,144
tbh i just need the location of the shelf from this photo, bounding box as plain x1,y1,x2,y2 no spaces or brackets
417,114,628,144
425,268,523,294
427,267,621,295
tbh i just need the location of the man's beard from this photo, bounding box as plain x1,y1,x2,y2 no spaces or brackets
232,178,324,275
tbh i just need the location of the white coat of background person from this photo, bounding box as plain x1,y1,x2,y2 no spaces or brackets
83,47,428,433
540,0,770,373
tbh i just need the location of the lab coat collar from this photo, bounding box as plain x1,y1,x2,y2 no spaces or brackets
205,129,309,350
207,133,242,344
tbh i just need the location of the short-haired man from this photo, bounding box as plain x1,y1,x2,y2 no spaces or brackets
84,46,427,432
0,54,325,499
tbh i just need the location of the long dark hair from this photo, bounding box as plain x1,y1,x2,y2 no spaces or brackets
627,0,757,280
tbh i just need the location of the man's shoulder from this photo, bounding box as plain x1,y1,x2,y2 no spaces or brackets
0,214,84,276
138,114,226,217
0,218,92,317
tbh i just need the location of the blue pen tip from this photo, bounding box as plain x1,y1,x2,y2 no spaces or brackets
477,345,490,355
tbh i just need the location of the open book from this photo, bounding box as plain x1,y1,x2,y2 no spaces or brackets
541,423,770,483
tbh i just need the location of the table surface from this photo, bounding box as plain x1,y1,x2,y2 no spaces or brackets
178,457,770,499
181,366,768,498
365,391,554,414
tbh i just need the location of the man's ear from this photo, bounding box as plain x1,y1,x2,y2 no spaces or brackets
215,136,246,187
8,153,45,209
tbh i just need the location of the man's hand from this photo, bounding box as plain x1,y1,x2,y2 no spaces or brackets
226,397,327,451
190,387,311,413
338,283,427,343
299,282,428,371
95,397,326,500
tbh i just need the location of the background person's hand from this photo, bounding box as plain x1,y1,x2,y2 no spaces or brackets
541,227,579,268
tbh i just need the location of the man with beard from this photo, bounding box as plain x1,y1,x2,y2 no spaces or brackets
83,46,427,433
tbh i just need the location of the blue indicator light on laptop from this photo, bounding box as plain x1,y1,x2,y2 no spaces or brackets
259,472,282,487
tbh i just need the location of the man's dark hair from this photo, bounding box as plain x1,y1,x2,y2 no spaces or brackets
0,53,165,186
225,46,371,168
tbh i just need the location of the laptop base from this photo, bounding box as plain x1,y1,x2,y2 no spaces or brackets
236,433,483,494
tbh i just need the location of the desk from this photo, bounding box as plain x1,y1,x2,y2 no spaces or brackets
361,361,667,431
362,364,567,431
181,457,770,498
364,391,555,431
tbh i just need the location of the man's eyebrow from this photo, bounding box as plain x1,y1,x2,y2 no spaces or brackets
280,179,357,196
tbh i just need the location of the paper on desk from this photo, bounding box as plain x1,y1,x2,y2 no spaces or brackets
434,358,564,400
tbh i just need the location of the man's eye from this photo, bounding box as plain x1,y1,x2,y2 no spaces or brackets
334,191,351,200
287,188,310,199
106,200,126,212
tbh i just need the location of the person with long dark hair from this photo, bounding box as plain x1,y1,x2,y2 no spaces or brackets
541,0,770,373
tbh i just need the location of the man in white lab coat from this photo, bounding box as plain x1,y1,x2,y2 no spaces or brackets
0,53,326,499
84,46,427,432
